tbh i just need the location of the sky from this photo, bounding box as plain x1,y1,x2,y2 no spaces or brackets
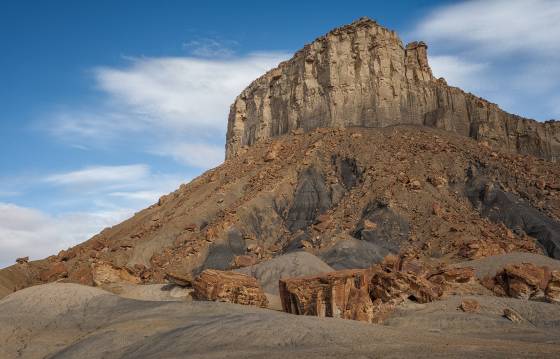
1,0,559,268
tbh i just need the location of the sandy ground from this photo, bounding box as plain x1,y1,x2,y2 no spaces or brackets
1,283,559,359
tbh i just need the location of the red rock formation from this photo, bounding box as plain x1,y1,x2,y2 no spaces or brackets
193,269,268,308
484,263,560,303
546,271,560,303
91,262,141,286
279,255,462,323
459,299,480,313
279,269,373,319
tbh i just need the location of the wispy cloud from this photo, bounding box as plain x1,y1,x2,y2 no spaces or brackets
46,51,289,169
0,163,189,267
0,202,131,267
428,55,488,91
45,164,150,186
416,0,560,56
413,0,560,119
154,141,225,168
183,38,238,58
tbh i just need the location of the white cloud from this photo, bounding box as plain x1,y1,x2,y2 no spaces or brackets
0,202,131,267
46,51,289,169
413,0,560,120
183,38,238,58
0,163,189,268
41,164,186,208
93,53,286,132
416,0,560,56
154,142,224,168
428,55,487,91
45,164,150,186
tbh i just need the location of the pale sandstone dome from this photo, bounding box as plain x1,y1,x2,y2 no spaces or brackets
226,17,560,160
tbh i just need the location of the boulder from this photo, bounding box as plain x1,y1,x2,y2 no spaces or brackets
91,262,141,286
278,254,483,323
459,299,480,313
39,262,68,282
279,269,373,320
429,267,475,285
503,308,523,323
231,255,258,269
193,269,268,308
546,270,560,303
370,269,442,304
15,257,29,265
165,270,193,287
497,263,549,300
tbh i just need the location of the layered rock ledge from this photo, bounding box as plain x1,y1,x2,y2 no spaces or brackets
226,17,560,161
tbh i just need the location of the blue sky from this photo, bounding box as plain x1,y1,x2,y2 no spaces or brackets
1,0,559,267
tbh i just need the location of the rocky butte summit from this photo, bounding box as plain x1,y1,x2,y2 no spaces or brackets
1,18,560,358
226,17,560,160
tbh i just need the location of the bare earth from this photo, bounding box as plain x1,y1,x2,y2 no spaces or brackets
0,282,559,359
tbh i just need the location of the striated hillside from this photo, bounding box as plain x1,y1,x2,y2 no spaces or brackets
1,125,559,296
226,18,560,160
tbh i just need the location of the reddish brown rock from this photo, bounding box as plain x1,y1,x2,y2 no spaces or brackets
68,265,94,286
545,270,560,304
280,258,446,324
427,175,448,188
370,268,443,304
459,299,480,313
279,269,373,319
91,262,141,286
193,269,268,307
231,255,258,269
90,238,106,251
501,263,548,300
343,287,376,323
40,262,68,282
57,249,76,262
165,270,193,287
184,223,198,232
15,257,29,265
485,263,552,301
503,308,523,323
429,267,475,284
459,240,504,259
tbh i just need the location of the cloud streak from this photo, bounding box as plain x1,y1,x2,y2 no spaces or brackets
0,202,131,267
45,164,150,186
0,164,188,267
416,0,560,57
413,0,560,120
47,51,289,169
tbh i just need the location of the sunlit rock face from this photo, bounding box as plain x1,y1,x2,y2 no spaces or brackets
226,17,560,161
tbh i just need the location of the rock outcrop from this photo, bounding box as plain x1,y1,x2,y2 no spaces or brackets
483,262,560,303
279,254,476,323
91,262,141,286
193,269,268,307
226,17,560,161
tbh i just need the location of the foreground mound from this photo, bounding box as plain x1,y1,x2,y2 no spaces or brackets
1,283,559,358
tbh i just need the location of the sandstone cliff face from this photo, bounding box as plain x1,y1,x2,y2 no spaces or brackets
226,17,560,161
